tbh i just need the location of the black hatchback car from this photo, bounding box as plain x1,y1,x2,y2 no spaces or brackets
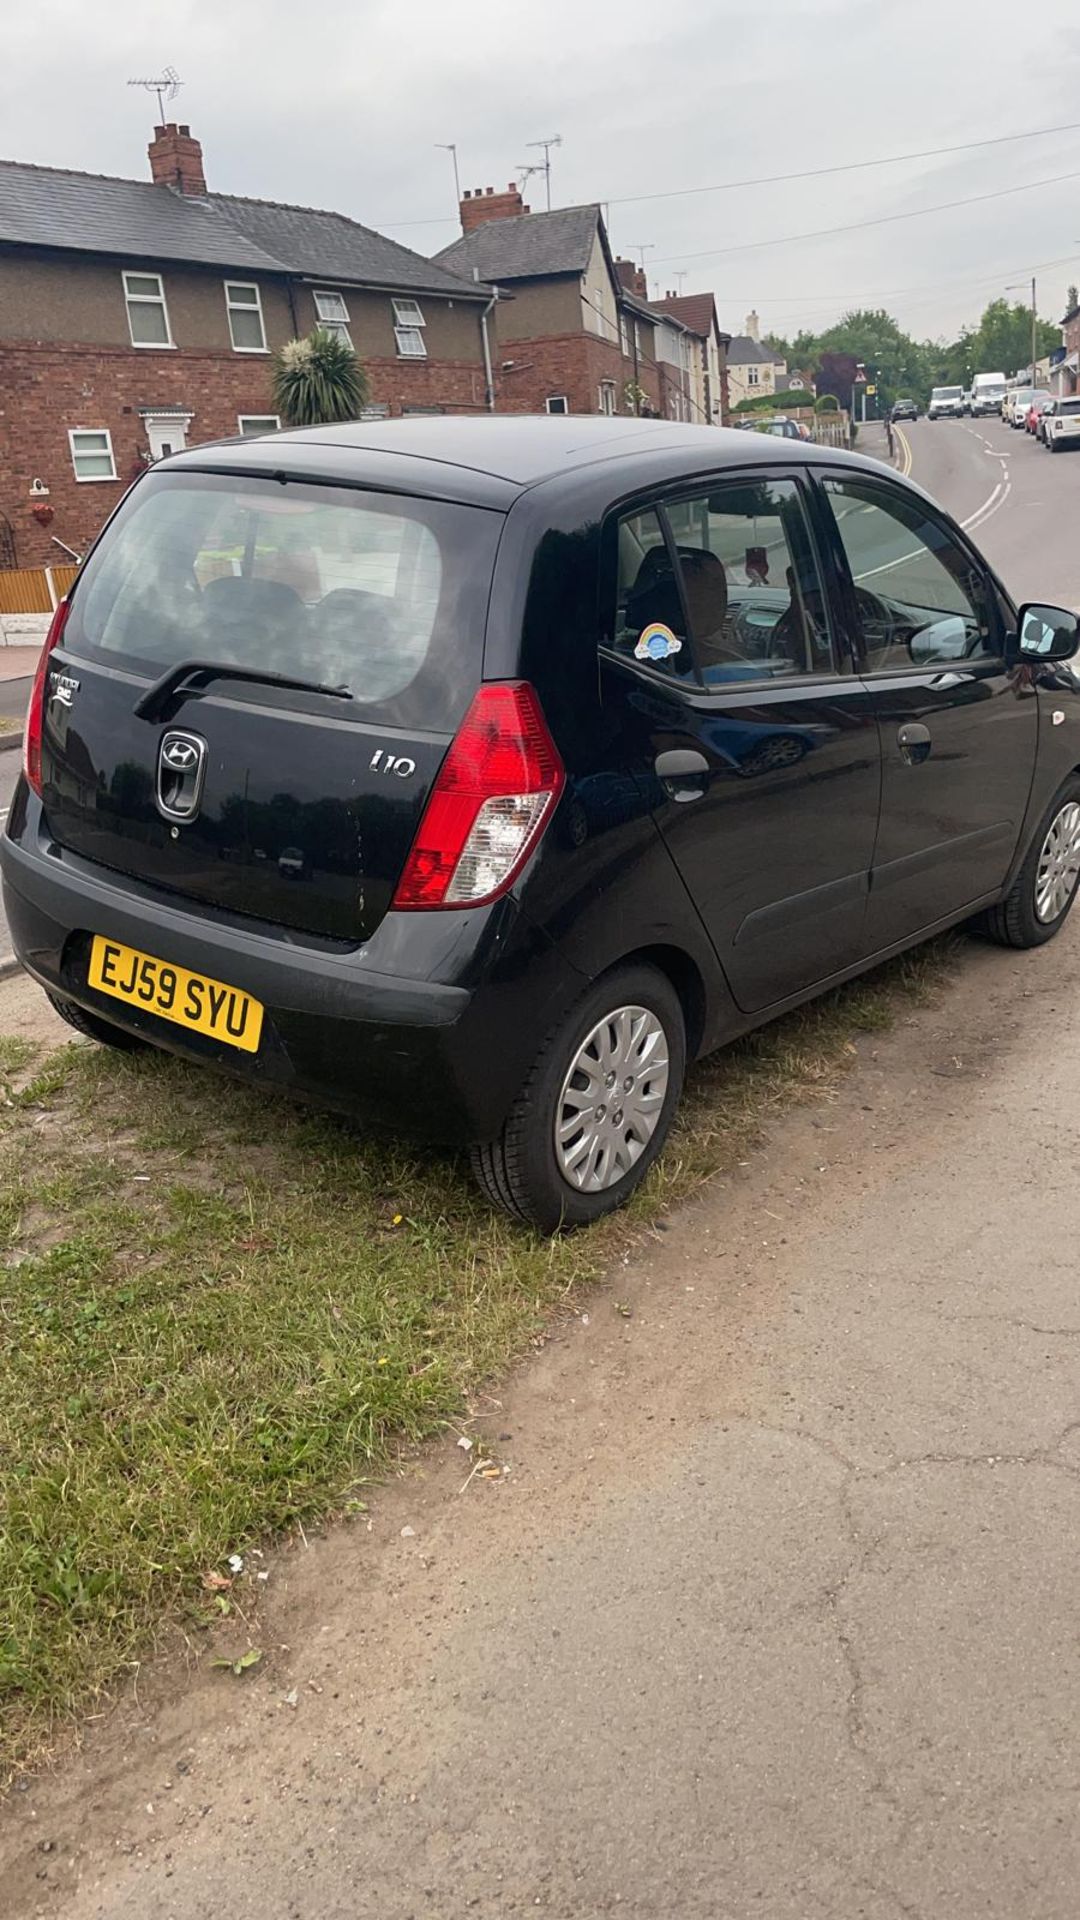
5,417,1080,1230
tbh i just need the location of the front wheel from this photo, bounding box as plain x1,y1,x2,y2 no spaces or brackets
470,963,686,1231
980,780,1080,949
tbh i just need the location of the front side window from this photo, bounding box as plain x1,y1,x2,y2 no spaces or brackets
69,429,117,482
225,281,267,353
313,290,352,345
824,477,999,671
122,271,172,348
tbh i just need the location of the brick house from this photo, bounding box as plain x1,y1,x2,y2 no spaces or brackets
650,292,730,425
0,124,493,567
434,188,629,418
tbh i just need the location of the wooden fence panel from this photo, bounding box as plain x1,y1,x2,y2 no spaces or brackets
0,569,53,615
52,565,80,597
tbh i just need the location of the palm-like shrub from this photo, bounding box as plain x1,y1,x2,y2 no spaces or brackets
272,329,370,426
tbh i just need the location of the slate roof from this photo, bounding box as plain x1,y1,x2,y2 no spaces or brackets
651,293,729,343
726,334,776,365
435,205,602,282
0,159,488,299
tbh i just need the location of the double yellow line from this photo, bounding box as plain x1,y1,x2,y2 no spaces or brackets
894,424,913,477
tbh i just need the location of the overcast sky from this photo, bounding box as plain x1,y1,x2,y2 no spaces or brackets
5,0,1080,343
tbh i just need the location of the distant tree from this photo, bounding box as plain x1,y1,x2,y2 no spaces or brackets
1067,284,1079,315
272,329,369,426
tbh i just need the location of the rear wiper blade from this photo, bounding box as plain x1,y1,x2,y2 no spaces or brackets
134,660,353,722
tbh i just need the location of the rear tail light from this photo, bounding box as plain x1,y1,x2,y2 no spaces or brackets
23,598,70,797
393,681,564,909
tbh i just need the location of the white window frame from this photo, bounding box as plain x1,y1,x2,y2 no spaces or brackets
391,298,426,329
313,290,352,345
619,315,630,356
394,326,427,359
545,395,569,415
224,281,268,354
122,270,173,349
598,381,617,417
237,414,281,436
69,428,117,483
747,365,760,388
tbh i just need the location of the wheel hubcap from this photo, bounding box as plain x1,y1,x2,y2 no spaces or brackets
555,1004,670,1193
1035,802,1080,923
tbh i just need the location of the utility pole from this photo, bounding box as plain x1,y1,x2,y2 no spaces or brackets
1006,275,1039,383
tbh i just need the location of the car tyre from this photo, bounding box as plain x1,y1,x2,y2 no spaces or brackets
979,778,1080,949
470,963,686,1232
46,993,147,1051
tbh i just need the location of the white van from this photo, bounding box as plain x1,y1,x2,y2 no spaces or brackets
970,373,1008,418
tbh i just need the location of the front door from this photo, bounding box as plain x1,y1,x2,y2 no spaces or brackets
604,472,881,1014
820,472,1037,950
145,415,191,462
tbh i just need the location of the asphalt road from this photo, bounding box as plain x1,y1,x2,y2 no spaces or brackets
7,424,1080,1919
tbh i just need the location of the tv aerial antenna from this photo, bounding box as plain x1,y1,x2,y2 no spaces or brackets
517,135,563,212
127,66,183,123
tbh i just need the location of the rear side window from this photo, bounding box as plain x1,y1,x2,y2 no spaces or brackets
65,471,504,730
1060,400,1080,416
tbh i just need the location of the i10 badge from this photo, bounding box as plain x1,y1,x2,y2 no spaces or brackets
370,750,416,778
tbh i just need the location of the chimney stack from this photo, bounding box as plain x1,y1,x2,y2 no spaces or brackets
460,182,528,233
148,123,207,196
745,308,761,343
614,257,648,301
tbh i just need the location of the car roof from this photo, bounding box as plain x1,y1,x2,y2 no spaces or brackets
167,416,886,511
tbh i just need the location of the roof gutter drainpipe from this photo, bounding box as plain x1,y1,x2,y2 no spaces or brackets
479,286,498,412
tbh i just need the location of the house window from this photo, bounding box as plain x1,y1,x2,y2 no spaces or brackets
599,381,617,416
545,395,569,415
122,271,172,348
392,299,427,358
619,315,630,356
237,415,281,436
225,282,267,353
69,429,117,482
313,290,352,345
747,365,760,388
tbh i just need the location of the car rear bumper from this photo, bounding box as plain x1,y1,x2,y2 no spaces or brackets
0,802,586,1143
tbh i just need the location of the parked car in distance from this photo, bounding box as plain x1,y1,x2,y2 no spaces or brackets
5,417,1080,1231
1026,394,1054,434
1004,388,1035,426
891,398,919,421
756,417,802,439
1044,395,1080,451
928,385,965,419
970,373,1008,416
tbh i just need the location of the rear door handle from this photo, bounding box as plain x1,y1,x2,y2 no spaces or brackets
654,748,709,802
897,722,932,765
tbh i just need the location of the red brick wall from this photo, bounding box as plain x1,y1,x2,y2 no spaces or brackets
494,331,628,416
0,341,489,567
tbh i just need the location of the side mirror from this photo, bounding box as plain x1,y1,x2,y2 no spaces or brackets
1014,603,1080,663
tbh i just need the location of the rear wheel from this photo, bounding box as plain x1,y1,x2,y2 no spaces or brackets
47,994,147,1052
470,963,686,1232
980,779,1080,949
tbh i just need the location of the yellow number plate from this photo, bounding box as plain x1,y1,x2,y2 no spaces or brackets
88,937,264,1054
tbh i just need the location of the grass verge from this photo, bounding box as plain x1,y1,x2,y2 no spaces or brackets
0,941,952,1776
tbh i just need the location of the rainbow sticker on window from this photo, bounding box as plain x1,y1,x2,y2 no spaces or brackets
634,622,682,663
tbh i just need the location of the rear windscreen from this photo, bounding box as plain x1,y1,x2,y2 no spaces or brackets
64,470,504,730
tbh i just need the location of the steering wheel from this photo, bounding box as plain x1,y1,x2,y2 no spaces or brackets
854,586,899,650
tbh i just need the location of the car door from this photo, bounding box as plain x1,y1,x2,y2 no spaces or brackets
601,470,881,1015
819,471,1037,950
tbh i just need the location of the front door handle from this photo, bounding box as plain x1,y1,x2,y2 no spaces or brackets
654,748,709,802
897,721,932,766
